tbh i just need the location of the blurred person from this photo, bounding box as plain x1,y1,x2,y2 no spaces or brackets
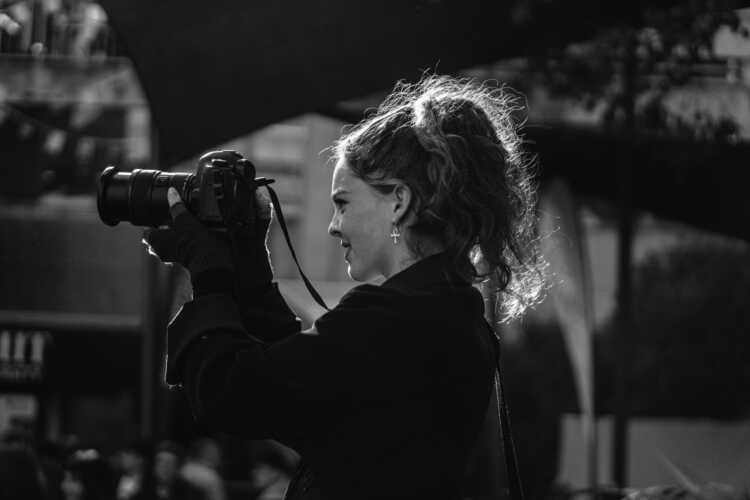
38,439,66,500
253,463,291,500
61,448,117,500
114,445,146,500
135,440,202,500
250,442,297,500
179,438,225,500
0,443,47,500
2,426,64,500
143,75,543,499
152,441,183,499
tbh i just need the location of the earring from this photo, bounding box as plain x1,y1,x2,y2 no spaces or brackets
389,224,401,245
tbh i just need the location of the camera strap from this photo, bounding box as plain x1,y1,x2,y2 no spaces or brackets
264,185,331,312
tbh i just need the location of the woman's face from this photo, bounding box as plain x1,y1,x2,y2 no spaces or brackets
328,159,395,281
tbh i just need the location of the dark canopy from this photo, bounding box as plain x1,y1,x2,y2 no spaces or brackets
98,0,659,166
527,126,750,242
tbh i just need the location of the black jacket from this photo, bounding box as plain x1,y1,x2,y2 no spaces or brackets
166,253,497,500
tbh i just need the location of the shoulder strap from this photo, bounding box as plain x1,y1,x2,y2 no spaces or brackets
486,321,525,500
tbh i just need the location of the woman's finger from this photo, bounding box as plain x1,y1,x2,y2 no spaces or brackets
167,187,182,207
167,187,188,220
254,189,272,221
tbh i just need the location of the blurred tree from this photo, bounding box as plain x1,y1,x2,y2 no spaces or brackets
596,235,750,418
519,2,747,142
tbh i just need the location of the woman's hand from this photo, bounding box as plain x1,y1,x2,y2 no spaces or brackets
226,187,275,305
142,188,235,294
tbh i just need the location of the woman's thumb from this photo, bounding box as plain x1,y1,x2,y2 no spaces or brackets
167,187,187,220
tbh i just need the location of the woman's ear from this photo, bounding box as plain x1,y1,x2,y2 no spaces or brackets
392,183,413,225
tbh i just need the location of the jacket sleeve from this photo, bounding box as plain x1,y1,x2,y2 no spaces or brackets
166,285,439,439
190,268,301,343
236,282,301,342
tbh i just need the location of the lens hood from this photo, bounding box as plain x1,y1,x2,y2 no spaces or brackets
97,165,121,226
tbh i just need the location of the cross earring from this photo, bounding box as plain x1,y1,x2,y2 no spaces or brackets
390,225,401,245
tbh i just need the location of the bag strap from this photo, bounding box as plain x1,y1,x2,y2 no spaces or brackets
486,321,525,500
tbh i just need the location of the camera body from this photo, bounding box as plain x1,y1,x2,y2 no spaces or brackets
98,150,271,230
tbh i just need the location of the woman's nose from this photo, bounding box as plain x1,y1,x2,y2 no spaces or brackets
328,217,340,238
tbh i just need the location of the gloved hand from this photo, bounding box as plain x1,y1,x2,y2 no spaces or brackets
229,188,302,340
142,187,234,296
197,150,274,295
227,187,274,296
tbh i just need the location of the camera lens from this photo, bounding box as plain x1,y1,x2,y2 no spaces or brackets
97,166,193,227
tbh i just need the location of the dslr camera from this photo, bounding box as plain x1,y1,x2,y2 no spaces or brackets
97,150,272,230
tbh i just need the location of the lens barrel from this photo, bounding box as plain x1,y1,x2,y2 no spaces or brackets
97,166,193,227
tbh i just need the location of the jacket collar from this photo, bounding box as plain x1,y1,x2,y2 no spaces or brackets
381,252,469,292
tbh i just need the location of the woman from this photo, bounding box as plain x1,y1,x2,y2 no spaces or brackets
144,75,542,500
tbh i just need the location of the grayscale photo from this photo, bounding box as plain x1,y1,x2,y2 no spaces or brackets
1,1,749,499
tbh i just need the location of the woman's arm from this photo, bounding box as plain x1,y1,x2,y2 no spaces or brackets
166,285,436,440
235,282,301,342
165,292,301,438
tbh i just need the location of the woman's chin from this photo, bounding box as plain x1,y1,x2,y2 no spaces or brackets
347,264,365,282
346,262,375,282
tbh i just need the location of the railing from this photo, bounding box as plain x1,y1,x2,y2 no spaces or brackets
0,0,121,58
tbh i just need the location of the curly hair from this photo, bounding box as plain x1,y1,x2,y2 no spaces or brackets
334,75,544,320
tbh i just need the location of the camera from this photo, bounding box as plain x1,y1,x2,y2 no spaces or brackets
97,150,273,229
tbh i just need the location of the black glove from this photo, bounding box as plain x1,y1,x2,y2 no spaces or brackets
229,189,300,339
143,184,298,339
198,150,273,296
142,187,234,296
227,188,274,295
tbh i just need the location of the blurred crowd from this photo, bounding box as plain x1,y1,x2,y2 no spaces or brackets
0,0,118,58
0,428,297,500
